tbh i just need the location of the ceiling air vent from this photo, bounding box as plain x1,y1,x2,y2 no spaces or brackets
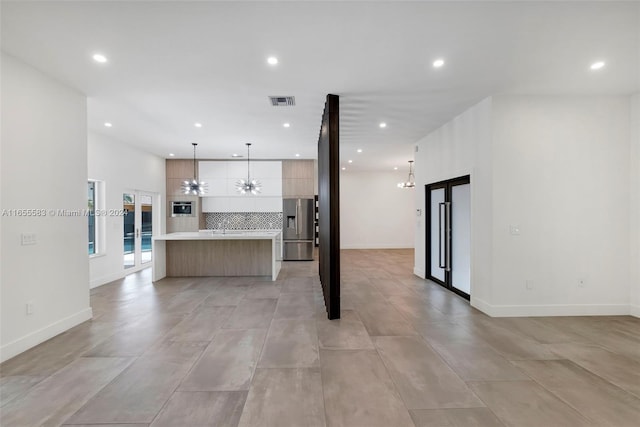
269,96,296,106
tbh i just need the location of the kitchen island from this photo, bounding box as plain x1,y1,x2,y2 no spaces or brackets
152,230,282,281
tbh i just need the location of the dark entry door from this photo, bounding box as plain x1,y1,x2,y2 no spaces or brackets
426,175,471,299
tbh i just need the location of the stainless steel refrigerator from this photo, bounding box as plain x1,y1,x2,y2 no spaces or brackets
283,198,314,260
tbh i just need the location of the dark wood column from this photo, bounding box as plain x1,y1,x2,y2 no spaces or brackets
317,94,340,320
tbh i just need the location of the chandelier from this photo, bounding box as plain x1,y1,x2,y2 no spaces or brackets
236,143,261,195
181,143,207,195
397,160,416,189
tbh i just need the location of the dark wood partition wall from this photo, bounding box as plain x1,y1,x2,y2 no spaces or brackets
318,94,340,320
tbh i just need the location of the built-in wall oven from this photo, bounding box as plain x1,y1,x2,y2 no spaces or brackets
171,201,194,217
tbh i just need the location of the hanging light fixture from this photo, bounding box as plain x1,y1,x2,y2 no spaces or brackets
181,143,207,195
236,143,261,195
397,160,416,189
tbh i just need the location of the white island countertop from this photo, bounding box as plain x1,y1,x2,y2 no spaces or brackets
154,230,281,241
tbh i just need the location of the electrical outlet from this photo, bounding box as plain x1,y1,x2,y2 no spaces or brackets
26,301,34,315
525,280,534,290
510,225,521,236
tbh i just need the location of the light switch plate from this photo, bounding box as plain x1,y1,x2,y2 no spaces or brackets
509,225,521,235
21,233,37,245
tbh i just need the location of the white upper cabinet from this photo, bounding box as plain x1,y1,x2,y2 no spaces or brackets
199,160,282,198
199,161,227,179
204,178,227,197
226,161,247,181
201,196,283,213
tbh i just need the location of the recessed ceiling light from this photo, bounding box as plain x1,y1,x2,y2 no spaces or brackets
342,167,346,171
590,61,605,70
267,56,278,65
283,123,290,128
194,122,202,128
394,167,398,170
92,53,108,63
295,153,300,157
379,122,387,128
104,122,112,127
169,153,175,157
348,159,353,163
231,153,242,158
357,149,363,153
433,58,445,68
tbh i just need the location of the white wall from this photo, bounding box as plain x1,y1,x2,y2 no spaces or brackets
414,98,493,304
631,93,640,316
88,132,166,288
340,171,415,249
415,95,634,317
1,53,91,362
490,95,630,316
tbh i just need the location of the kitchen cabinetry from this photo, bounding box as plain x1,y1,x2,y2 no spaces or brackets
199,161,282,197
167,160,316,217
282,160,315,198
153,231,282,281
166,159,200,233
201,196,282,213
167,160,197,196
199,160,282,213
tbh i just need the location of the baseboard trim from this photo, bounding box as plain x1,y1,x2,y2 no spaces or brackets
0,307,93,363
90,264,149,289
630,304,640,318
90,271,125,289
470,298,630,317
470,297,495,316
340,244,414,250
413,267,426,279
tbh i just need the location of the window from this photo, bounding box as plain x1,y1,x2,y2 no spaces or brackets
88,181,96,254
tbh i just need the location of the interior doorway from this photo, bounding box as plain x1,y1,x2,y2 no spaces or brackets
426,176,471,299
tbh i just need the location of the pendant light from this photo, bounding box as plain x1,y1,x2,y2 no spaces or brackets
236,143,261,195
181,143,207,195
397,160,416,189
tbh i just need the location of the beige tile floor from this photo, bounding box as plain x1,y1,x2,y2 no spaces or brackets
2,249,640,426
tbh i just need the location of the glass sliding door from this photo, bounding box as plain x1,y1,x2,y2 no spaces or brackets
426,176,471,299
140,194,153,264
123,193,136,268
88,182,96,255
123,191,156,269
429,187,446,283
451,183,471,295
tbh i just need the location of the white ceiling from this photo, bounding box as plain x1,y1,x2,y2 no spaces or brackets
2,1,639,171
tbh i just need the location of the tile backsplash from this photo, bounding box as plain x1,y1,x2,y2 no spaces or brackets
204,212,283,230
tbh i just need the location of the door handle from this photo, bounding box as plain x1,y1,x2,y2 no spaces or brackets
439,202,445,269
438,202,452,271
295,200,300,235
136,228,140,238
445,201,451,272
